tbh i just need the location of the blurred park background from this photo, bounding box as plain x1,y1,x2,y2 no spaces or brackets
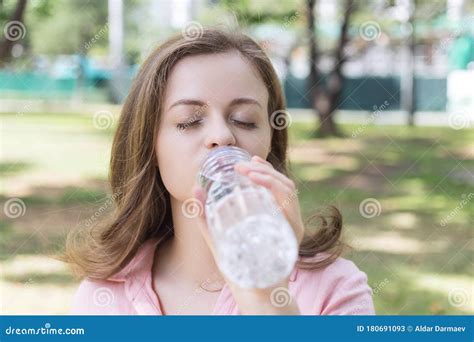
0,0,473,315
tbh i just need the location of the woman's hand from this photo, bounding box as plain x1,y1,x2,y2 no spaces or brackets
234,155,305,245
192,155,303,315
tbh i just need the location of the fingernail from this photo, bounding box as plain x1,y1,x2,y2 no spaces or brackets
235,162,250,170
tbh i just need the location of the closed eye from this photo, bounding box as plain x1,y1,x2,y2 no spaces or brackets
176,119,202,131
231,119,257,129
177,118,257,131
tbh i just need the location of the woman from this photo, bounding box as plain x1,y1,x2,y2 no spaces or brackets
65,28,375,315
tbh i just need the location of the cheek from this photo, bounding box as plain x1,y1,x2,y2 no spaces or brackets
238,126,272,160
156,129,198,200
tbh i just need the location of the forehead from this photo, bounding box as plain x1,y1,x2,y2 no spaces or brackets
163,51,269,108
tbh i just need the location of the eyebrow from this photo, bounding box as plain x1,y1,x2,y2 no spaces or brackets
168,97,262,111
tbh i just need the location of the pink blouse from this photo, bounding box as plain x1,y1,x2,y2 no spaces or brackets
71,239,375,315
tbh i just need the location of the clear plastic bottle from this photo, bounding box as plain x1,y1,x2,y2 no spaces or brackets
197,146,298,288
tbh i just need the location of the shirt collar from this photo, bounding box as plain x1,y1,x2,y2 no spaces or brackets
107,238,160,282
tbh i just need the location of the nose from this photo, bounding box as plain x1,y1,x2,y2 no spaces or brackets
204,117,236,149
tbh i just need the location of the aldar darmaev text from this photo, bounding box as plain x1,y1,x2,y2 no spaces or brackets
415,325,466,332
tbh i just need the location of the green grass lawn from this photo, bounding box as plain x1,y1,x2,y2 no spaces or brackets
1,111,473,314
288,122,473,315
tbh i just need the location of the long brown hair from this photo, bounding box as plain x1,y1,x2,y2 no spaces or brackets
63,27,345,280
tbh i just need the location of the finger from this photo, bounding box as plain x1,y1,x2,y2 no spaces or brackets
246,171,295,203
247,172,304,241
247,171,299,224
251,155,272,166
235,161,295,189
252,157,297,191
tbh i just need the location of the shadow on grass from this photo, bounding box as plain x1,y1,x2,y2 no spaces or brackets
3,271,76,286
0,161,34,176
0,177,112,261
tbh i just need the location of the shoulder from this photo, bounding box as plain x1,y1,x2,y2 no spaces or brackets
295,255,367,286
70,239,160,315
292,256,375,315
70,278,130,315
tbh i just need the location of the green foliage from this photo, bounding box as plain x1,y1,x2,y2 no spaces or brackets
218,0,303,26
26,0,108,55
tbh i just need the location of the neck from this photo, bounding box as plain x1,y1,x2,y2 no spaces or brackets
154,196,223,287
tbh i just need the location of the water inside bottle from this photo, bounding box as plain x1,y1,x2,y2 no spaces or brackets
198,146,298,288
208,185,298,288
217,213,297,288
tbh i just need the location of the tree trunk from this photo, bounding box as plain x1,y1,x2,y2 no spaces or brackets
306,0,354,137
405,0,416,126
0,0,28,65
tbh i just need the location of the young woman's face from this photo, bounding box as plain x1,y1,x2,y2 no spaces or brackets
156,50,272,201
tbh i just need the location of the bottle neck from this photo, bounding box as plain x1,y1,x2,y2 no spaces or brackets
198,146,251,193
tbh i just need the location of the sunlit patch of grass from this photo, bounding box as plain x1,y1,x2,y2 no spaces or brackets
1,112,112,185
291,164,336,182
1,254,74,284
398,267,473,314
0,254,76,314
